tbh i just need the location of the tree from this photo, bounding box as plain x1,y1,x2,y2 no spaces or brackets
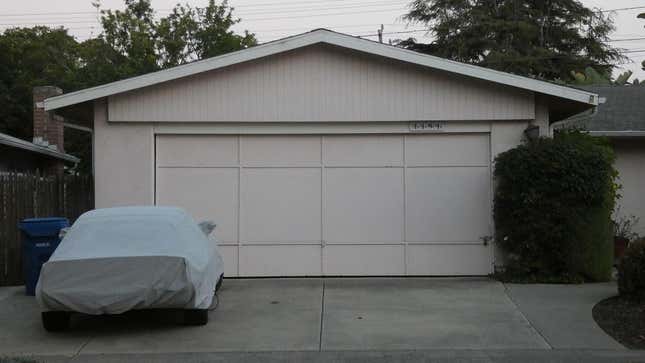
0,27,80,140
192,0,257,60
99,0,159,77
401,0,624,82
100,0,256,69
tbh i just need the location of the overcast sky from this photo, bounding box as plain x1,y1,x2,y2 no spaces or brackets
2,0,644,79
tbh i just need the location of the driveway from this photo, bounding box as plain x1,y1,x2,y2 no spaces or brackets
0,278,634,361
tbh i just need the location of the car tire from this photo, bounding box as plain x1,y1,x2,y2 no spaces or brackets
184,309,208,326
215,274,224,292
42,311,71,332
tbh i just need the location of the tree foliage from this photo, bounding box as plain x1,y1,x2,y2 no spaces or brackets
0,0,256,173
401,0,624,82
568,67,635,86
0,27,80,140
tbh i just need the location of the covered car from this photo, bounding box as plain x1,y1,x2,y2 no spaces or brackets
36,206,224,331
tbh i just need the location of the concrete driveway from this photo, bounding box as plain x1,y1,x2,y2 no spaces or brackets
0,278,629,360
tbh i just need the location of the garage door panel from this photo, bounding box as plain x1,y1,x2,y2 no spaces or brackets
324,135,403,166
406,244,491,275
323,245,404,275
239,245,321,276
156,167,238,243
241,168,321,243
406,134,489,166
406,167,490,242
218,245,239,277
157,135,238,167
324,168,404,243
242,135,321,166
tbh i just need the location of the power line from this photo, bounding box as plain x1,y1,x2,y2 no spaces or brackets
609,37,645,42
600,6,645,13
0,2,406,25
0,0,408,17
232,0,399,8
230,1,407,16
358,29,427,37
0,7,407,25
622,49,645,54
1,1,642,21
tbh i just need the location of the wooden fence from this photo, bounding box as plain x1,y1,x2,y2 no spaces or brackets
0,172,94,286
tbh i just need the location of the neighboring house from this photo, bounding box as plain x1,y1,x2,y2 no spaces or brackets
562,85,645,236
0,86,79,174
43,29,598,277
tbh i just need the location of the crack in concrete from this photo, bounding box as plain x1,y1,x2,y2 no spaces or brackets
503,283,553,350
69,333,93,361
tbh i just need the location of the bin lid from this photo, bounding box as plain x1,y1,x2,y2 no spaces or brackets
19,217,69,238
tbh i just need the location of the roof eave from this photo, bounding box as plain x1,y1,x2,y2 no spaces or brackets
0,134,80,163
44,29,597,112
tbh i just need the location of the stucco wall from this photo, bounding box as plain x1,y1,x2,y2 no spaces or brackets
613,139,645,236
93,99,154,208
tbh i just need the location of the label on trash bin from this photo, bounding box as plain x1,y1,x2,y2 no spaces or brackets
35,242,50,248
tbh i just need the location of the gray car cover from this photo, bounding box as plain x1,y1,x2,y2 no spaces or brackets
36,206,224,314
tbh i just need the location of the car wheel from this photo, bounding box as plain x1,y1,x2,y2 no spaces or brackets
42,311,71,332
184,309,208,326
215,274,224,292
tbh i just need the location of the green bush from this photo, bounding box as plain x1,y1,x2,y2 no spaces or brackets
618,238,645,299
494,131,617,282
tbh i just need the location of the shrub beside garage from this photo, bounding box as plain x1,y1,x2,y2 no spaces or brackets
618,238,645,299
493,131,618,282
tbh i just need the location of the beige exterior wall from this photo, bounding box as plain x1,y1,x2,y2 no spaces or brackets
613,139,645,236
93,99,154,208
108,44,535,123
533,97,551,137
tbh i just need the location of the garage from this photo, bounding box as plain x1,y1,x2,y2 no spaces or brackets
155,133,491,277
44,29,598,277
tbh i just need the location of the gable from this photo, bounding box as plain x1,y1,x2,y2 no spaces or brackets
108,44,535,122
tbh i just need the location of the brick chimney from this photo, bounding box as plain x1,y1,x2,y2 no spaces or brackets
33,86,64,152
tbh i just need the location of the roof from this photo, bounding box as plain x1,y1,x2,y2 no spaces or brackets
45,29,598,112
565,85,645,136
0,132,80,163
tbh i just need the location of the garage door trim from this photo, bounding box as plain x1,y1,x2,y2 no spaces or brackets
154,128,493,277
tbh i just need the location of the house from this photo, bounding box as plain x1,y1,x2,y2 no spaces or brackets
0,86,79,174
562,85,645,236
42,29,598,277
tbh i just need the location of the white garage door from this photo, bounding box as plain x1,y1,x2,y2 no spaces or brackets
155,133,492,277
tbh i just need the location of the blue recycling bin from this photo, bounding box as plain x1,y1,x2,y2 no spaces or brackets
18,217,69,296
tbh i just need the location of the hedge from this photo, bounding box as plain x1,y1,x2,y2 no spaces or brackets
494,131,618,282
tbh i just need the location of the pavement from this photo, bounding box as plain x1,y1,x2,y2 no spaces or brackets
0,278,642,362
505,283,625,350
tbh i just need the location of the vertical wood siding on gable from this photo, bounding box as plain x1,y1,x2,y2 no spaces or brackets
108,44,535,122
